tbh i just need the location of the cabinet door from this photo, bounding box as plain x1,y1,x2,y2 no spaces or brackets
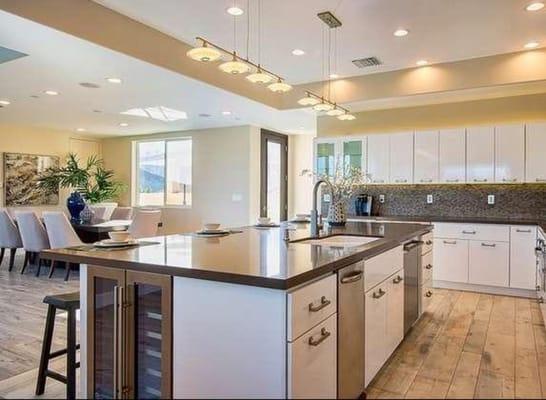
87,265,126,399
433,239,468,283
467,126,494,183
510,226,537,290
469,241,509,287
495,124,525,183
315,140,337,177
389,132,414,184
387,271,404,355
367,135,390,184
526,122,546,183
126,271,172,399
365,281,387,387
341,137,367,174
439,128,466,183
414,130,439,184
288,313,337,399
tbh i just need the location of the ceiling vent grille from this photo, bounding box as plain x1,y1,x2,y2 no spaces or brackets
352,57,383,68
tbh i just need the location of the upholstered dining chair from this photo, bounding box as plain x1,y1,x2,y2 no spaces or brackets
110,207,134,220
88,206,107,222
0,208,23,271
15,211,51,276
42,212,83,281
128,209,161,239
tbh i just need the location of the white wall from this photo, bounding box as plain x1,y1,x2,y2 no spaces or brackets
288,134,315,217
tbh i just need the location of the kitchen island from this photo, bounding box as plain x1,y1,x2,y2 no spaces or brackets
42,221,433,399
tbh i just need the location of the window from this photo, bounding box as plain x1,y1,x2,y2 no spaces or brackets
135,138,192,207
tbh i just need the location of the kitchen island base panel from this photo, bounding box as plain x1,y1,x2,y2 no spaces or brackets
173,276,287,399
433,280,535,299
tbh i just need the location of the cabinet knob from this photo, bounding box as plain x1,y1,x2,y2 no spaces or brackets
308,296,331,312
425,291,433,298
425,240,433,245
373,288,386,299
425,264,433,270
308,327,331,347
393,275,403,284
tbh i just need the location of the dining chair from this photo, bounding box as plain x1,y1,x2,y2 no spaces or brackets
128,209,162,239
88,206,107,223
0,208,23,271
110,207,134,220
42,212,83,281
15,212,51,276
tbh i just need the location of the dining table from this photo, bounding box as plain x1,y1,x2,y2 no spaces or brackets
72,219,132,243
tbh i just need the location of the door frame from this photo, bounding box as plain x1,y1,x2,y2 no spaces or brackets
260,129,288,221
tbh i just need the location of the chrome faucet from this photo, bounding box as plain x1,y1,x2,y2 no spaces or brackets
310,179,333,236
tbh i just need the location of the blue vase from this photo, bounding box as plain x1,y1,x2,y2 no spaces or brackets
67,191,86,224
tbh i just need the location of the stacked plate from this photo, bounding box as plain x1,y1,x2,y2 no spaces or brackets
195,223,231,237
94,238,138,248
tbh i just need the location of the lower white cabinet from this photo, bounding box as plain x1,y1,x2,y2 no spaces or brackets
386,271,405,354
288,313,337,399
468,241,509,287
510,226,538,290
433,239,468,283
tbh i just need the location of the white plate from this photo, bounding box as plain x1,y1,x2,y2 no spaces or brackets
195,229,231,235
255,223,280,228
291,218,310,223
94,239,138,248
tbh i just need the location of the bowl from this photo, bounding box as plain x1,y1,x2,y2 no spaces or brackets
257,217,271,225
108,230,131,242
204,223,221,231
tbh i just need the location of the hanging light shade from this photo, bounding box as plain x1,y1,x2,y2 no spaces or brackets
338,113,356,121
297,96,320,106
246,67,273,84
268,79,292,93
313,101,334,112
219,53,250,75
186,42,222,62
326,107,344,116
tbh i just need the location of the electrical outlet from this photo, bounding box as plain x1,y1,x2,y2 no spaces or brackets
379,194,385,203
231,193,243,202
323,193,331,202
426,194,433,204
487,194,495,205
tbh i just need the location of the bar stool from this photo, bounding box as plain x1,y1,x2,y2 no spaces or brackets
35,292,80,399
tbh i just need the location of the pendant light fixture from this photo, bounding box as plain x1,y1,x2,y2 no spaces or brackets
186,39,222,62
219,52,250,74
268,78,292,93
246,66,273,83
313,101,334,112
337,112,356,121
297,96,320,106
326,107,344,116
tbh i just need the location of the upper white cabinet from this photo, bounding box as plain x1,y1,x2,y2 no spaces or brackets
495,124,525,183
414,130,439,184
389,132,414,184
314,139,337,177
341,137,367,174
526,122,546,183
466,126,494,183
439,128,466,184
367,135,390,184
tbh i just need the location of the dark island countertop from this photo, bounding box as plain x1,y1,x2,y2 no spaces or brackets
41,221,432,290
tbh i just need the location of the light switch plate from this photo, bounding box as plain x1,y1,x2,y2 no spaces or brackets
231,193,243,202
379,194,385,203
426,194,433,204
487,194,495,205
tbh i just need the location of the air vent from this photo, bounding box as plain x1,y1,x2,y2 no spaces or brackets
352,57,383,68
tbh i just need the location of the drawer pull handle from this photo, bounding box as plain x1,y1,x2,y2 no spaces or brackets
420,179,433,183
373,179,385,183
425,264,433,270
443,240,457,245
393,276,403,284
308,327,331,347
308,296,331,312
473,178,488,182
538,297,544,304
446,179,459,183
425,290,433,298
341,271,363,284
516,229,532,233
395,179,408,183
425,240,433,245
481,243,496,247
536,178,546,183
502,178,518,182
373,289,386,299
462,230,476,234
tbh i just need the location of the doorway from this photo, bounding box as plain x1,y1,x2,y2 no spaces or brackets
260,129,288,222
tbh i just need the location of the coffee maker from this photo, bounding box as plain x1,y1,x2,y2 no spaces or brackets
355,194,373,216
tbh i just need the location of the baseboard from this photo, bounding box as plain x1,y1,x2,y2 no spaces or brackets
433,280,536,299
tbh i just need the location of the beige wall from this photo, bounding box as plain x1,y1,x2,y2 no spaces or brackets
288,134,315,217
318,93,546,137
101,126,262,234
0,124,101,215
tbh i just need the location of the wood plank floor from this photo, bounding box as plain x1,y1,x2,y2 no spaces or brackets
368,288,546,399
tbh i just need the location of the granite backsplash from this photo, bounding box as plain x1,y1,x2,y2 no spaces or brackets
322,184,546,220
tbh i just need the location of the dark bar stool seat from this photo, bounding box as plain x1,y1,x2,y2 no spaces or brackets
36,292,80,399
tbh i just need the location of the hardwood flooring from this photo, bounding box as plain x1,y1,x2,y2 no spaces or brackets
368,288,546,399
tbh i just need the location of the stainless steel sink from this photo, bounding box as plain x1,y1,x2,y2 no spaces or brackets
298,235,380,248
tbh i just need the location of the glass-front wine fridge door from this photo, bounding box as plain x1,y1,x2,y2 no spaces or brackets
87,266,126,399
126,271,172,399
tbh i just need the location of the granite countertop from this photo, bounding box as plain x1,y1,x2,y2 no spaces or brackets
41,221,432,289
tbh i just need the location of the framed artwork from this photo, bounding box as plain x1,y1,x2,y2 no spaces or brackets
3,152,60,206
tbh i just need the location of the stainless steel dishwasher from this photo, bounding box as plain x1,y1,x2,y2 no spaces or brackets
403,239,423,334
337,261,365,399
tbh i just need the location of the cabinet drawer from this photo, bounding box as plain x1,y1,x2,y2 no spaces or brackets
434,222,509,242
468,241,509,287
365,280,388,387
421,232,433,255
433,239,469,283
364,246,403,292
288,313,337,399
421,251,433,284
287,274,337,341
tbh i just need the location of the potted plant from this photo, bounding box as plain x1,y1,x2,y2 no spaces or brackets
38,153,126,223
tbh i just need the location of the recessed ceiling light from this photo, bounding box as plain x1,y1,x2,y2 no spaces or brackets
222,111,232,115
106,77,122,84
329,73,339,79
44,90,59,96
226,6,244,16
119,122,129,127
524,41,540,49
76,128,86,132
526,2,544,11
0,100,10,105
393,29,409,37
292,49,305,56
416,60,428,66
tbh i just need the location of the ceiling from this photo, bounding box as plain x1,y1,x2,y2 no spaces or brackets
95,0,546,84
0,10,315,136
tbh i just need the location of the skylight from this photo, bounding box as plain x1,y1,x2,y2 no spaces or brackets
121,106,188,122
